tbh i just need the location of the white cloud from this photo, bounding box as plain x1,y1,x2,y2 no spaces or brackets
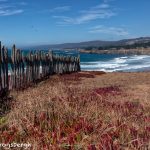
0,9,23,16
50,6,71,12
94,4,110,9
89,25,129,36
0,1,24,16
0,5,11,9
53,3,116,25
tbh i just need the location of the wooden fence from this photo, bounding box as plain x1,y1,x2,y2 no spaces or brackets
0,42,80,94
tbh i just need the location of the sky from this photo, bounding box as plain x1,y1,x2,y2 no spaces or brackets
0,0,150,47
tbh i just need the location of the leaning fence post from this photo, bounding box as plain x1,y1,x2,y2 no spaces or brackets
11,44,16,89
1,46,5,89
0,41,2,91
77,54,81,71
4,47,8,90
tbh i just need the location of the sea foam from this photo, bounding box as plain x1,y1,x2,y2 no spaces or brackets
81,55,150,72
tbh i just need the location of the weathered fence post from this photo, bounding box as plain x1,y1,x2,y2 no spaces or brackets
1,46,5,89
4,47,8,90
11,45,16,89
0,43,80,93
0,42,2,91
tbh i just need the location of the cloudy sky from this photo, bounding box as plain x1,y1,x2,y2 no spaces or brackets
0,0,150,47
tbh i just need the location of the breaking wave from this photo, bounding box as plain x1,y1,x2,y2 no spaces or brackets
81,55,150,72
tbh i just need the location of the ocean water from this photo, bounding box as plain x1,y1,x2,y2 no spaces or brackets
80,53,150,72
7,50,150,72
7,49,79,72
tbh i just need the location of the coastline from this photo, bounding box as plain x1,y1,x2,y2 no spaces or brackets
79,48,150,55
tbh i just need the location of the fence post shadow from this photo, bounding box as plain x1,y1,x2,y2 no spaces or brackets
0,89,14,117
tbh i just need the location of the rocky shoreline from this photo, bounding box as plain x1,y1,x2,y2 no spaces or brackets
79,48,150,55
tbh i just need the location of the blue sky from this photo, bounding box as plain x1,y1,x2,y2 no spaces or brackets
0,0,150,47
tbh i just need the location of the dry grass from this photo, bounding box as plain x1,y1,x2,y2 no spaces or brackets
0,71,150,149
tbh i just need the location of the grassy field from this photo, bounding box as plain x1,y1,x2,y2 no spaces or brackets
0,71,150,149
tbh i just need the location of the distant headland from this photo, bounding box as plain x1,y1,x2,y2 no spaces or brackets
24,37,150,55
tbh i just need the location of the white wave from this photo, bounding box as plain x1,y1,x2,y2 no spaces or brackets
114,58,127,63
118,64,150,70
81,63,128,69
120,56,128,59
127,55,150,61
81,55,150,72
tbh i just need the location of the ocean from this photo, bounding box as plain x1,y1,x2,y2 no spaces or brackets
80,53,150,72
52,50,150,72
7,50,150,72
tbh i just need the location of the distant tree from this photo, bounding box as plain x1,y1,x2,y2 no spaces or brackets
84,42,150,51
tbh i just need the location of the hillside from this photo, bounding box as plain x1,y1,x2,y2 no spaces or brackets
25,37,150,50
